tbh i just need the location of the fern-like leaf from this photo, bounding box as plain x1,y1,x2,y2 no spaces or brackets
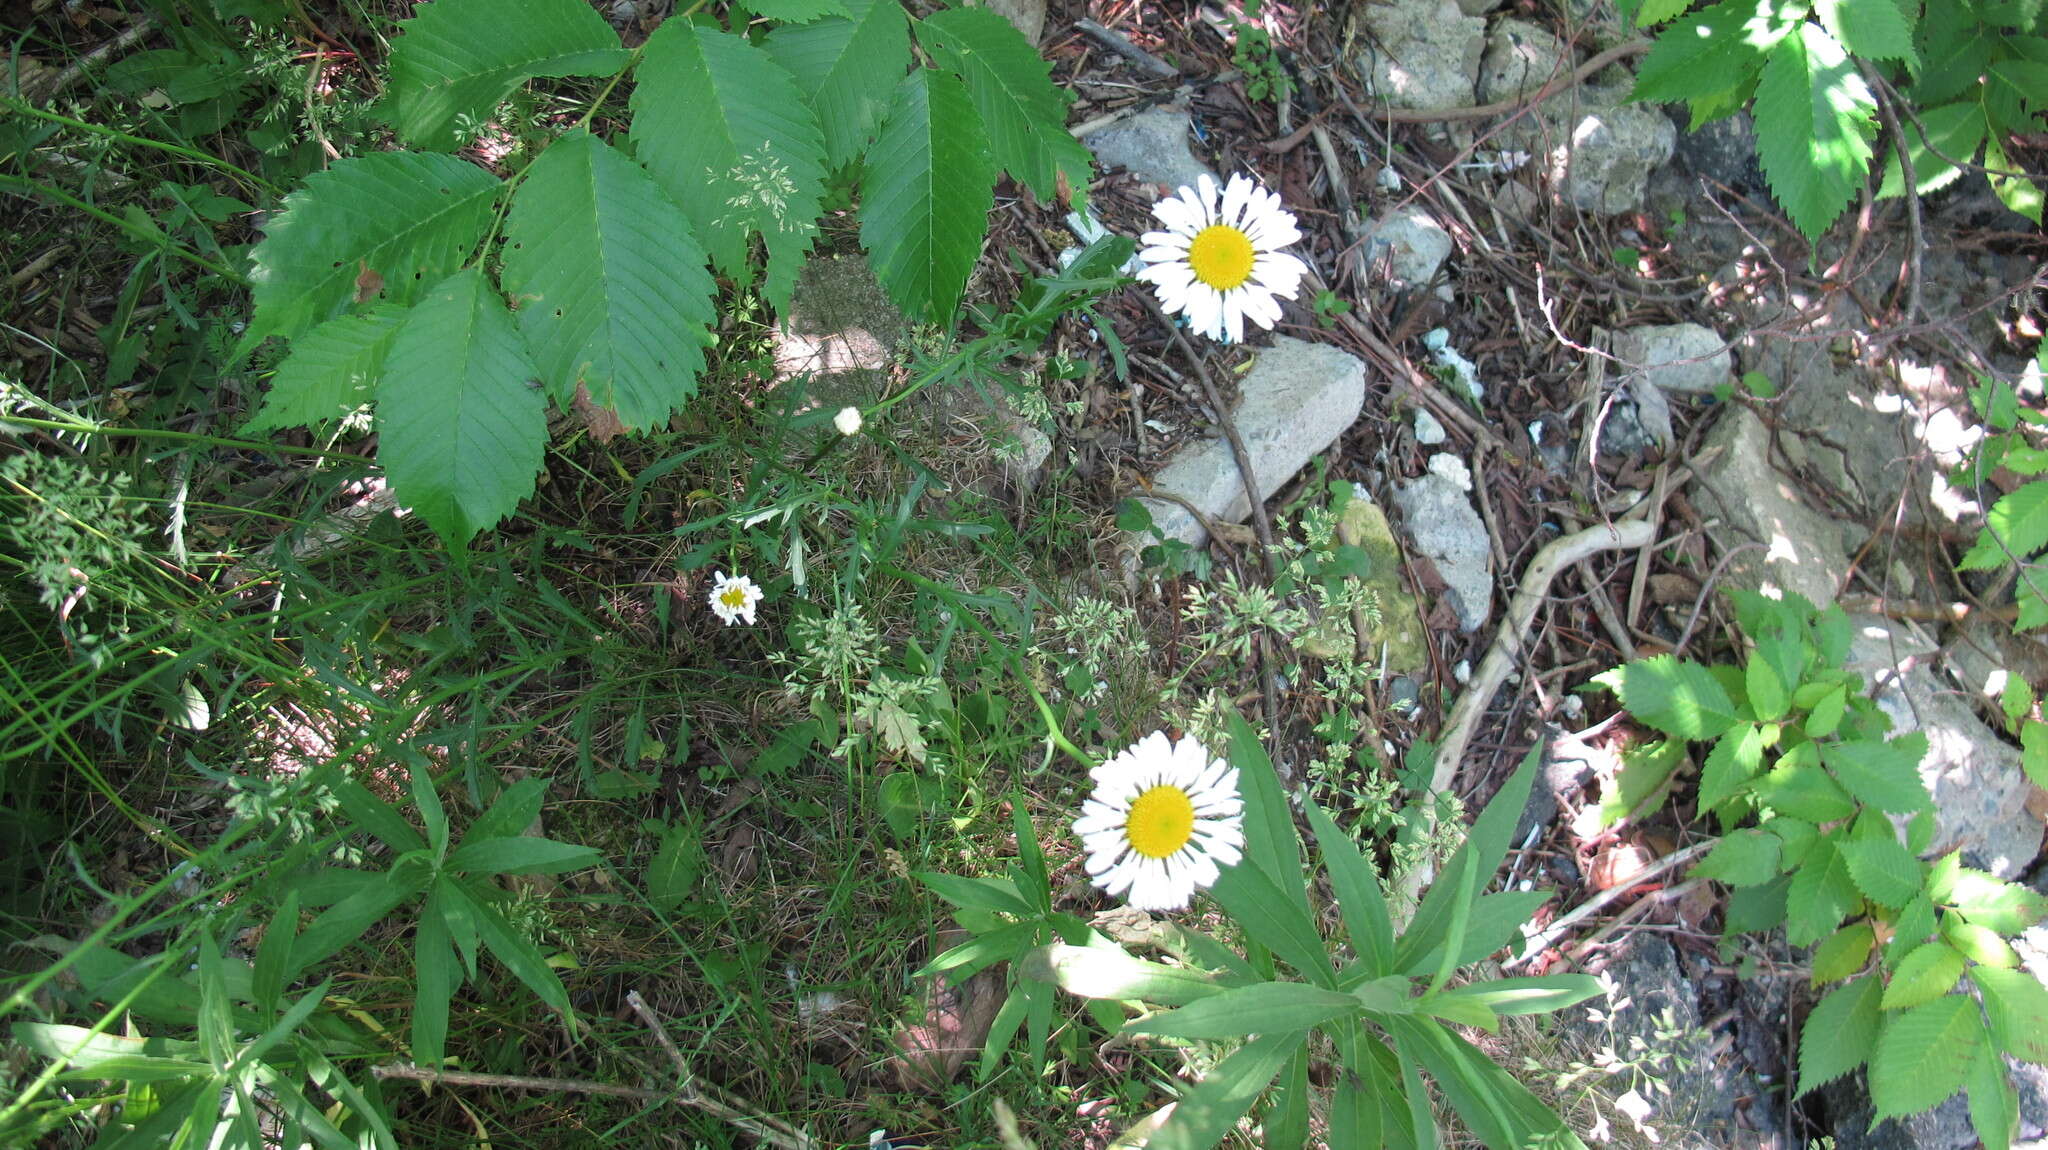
248,152,500,346
1868,996,1983,1124
1796,973,1880,1095
377,269,547,544
859,68,995,323
629,21,827,315
501,130,716,430
1753,21,1876,241
387,0,627,150
916,7,1091,206
246,307,404,432
764,0,912,168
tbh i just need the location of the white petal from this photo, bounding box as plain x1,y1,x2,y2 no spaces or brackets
1196,173,1220,220
1151,195,1201,236
1222,293,1246,343
1139,230,1192,251
1220,173,1253,230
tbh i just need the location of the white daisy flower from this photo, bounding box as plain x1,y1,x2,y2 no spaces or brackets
833,406,864,436
1074,731,1244,912
707,570,763,626
1136,172,1310,344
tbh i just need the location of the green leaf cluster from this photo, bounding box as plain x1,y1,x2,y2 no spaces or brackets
1628,0,2045,241
1594,591,2048,1137
245,0,1094,546
1025,717,1599,1150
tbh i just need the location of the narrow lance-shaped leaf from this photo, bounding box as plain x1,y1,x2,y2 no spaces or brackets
502,129,717,429
247,152,500,346
387,0,627,150
1752,21,1876,242
1138,1030,1304,1150
858,67,995,323
377,268,548,544
763,0,911,168
629,21,827,315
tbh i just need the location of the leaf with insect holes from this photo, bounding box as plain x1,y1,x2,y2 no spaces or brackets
858,68,995,323
376,269,546,544
1752,21,1877,242
386,0,627,150
764,0,912,169
247,151,500,346
245,306,405,432
629,21,827,315
500,130,716,430
1868,995,1984,1124
1797,973,1880,1094
916,7,1092,207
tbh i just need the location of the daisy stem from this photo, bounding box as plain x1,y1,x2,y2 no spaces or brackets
1019,669,1091,770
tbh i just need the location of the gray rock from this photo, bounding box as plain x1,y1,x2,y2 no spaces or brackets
1741,313,1919,522
1672,109,1765,196
1084,105,1214,193
1414,408,1447,446
1392,469,1491,632
1355,0,1485,112
1845,614,2041,879
1594,388,1660,457
1135,337,1367,547
1513,86,1677,215
1454,0,1506,11
1613,322,1733,394
1690,406,1851,607
772,254,908,406
1823,1077,1977,1150
970,0,1043,43
1477,17,1575,104
1364,206,1454,290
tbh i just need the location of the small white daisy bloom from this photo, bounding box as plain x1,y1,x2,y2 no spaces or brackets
833,406,863,436
1136,172,1310,344
1074,731,1244,912
707,570,763,626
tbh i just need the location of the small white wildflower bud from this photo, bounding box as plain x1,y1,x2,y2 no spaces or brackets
833,406,863,436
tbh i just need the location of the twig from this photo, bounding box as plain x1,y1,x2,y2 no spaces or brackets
1072,18,1179,80
1671,541,1768,657
1310,270,1505,451
624,990,818,1150
1391,519,1655,925
1363,40,1651,124
1859,59,1923,332
1503,843,1711,969
28,15,158,102
373,1064,662,1101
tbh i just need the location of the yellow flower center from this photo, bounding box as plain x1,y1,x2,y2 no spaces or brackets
719,586,749,609
1125,784,1196,859
1187,225,1256,291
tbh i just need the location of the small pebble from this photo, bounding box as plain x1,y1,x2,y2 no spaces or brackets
1414,409,1446,446
1427,452,1472,492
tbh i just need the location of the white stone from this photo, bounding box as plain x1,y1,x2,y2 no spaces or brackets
1365,206,1453,289
1428,452,1472,492
1689,407,1849,608
1414,408,1447,445
1135,338,1368,547
1355,0,1485,112
1393,470,1492,632
1477,17,1574,104
1613,323,1733,394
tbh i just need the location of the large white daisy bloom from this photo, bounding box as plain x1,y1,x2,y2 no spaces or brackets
707,570,763,626
1074,731,1244,912
1136,172,1310,344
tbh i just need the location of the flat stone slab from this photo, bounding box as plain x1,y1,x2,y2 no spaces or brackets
1392,465,1492,632
1691,406,1851,607
1613,322,1732,394
1084,105,1214,194
1136,337,1367,548
1354,0,1484,112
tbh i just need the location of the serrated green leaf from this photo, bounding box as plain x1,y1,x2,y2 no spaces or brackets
1878,101,1988,198
248,152,500,345
1966,1039,2019,1150
1837,819,1922,909
1699,723,1765,816
1960,476,2048,569
916,7,1092,206
1747,652,1790,721
1886,893,1936,968
501,130,716,429
1629,0,1800,104
1941,919,2017,968
1969,964,2048,1062
1868,995,1983,1123
1984,130,2043,225
1592,654,1741,739
1138,1030,1303,1150
246,307,404,432
2022,721,2048,789
1757,747,1857,824
1797,973,1881,1094
630,21,827,315
1815,0,1917,63
377,268,547,544
1884,941,1964,1009
1825,735,1931,814
1634,0,1695,26
1786,837,1861,946
1753,22,1876,241
1769,816,1820,867
1122,982,1361,1040
743,0,852,19
763,0,911,168
1812,921,1875,984
857,68,995,323
1806,684,1848,737
387,0,626,150
1695,828,1783,887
